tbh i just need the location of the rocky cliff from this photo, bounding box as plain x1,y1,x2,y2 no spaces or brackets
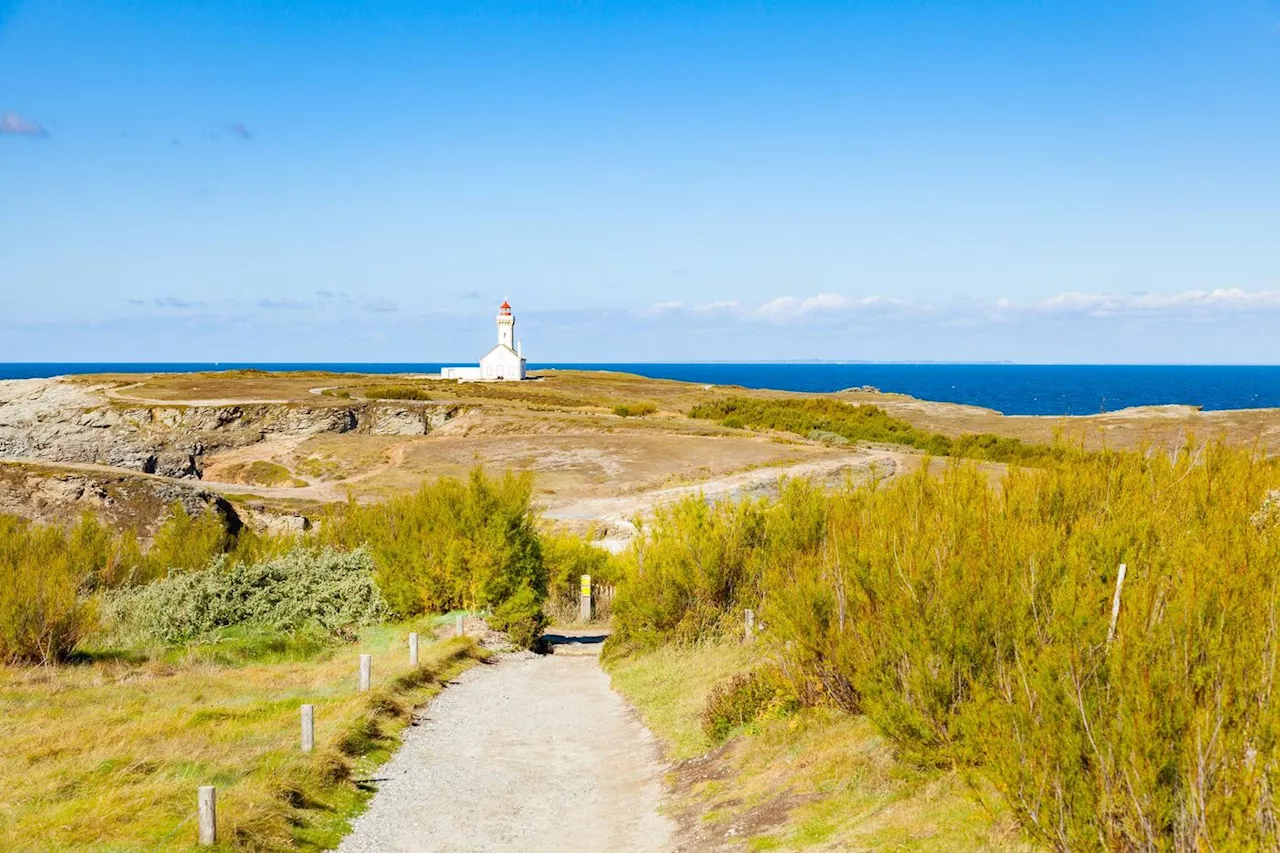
0,460,244,537
0,378,457,479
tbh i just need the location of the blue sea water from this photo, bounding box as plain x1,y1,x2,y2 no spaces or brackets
1,362,1278,416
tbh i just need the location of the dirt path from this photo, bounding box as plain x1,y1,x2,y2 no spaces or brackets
102,381,300,406
543,448,901,551
336,640,673,853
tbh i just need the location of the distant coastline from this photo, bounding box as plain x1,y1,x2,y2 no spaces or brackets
2,362,1279,417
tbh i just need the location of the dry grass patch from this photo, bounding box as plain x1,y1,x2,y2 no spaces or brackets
0,625,480,851
608,643,1030,851
220,461,308,488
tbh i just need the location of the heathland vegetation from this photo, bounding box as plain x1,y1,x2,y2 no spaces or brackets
6,369,1280,848
691,396,1063,464
606,441,1280,850
0,469,569,849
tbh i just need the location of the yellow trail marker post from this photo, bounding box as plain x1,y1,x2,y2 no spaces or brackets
580,574,592,623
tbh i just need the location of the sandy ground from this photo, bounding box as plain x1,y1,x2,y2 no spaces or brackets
542,448,900,550
336,638,673,853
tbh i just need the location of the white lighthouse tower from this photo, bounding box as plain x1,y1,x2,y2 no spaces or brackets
478,301,526,380
440,300,529,382
496,301,515,350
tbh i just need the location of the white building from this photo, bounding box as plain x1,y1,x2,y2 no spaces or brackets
441,301,528,382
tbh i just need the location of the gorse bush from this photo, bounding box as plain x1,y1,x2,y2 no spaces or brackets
611,493,771,651
106,547,387,643
0,516,98,663
690,396,1061,464
542,532,622,623
363,385,432,401
612,401,657,418
322,469,547,646
700,664,796,744
610,443,1280,850
0,505,265,662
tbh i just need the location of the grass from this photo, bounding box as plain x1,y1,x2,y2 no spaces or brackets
362,385,433,401
609,641,756,760
78,368,1280,458
690,396,1062,464
607,642,1030,851
612,401,658,418
221,461,307,488
0,622,481,851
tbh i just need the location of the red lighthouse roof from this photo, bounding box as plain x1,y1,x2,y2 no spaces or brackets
499,301,512,315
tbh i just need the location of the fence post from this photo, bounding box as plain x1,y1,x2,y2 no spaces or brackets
359,654,372,692
580,574,592,623
197,786,216,845
1107,563,1128,648
301,704,314,753
744,609,755,644
455,613,465,638
409,632,419,666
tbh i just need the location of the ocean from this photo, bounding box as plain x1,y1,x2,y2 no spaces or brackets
1,362,1278,417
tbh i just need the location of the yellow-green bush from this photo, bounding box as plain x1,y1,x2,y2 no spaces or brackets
610,443,1280,849
0,517,98,663
690,396,1061,464
322,469,547,646
613,401,657,417
700,663,798,743
542,532,622,623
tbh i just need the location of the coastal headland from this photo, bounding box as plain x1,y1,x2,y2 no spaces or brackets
2,368,1277,543
3,368,1279,850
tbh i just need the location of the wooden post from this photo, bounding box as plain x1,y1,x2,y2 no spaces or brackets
1107,563,1127,648
359,654,372,692
409,632,419,666
301,704,314,753
580,574,592,623
197,786,216,845
744,609,755,644
455,613,465,637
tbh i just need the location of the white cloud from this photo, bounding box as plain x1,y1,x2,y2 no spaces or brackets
650,293,903,323
637,300,685,317
632,288,1280,334
693,300,740,313
1032,288,1280,318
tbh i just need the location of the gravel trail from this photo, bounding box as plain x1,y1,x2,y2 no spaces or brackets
336,641,674,852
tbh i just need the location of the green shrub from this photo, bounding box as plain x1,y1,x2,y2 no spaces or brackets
611,444,1280,848
690,396,1060,464
322,469,547,647
144,503,236,577
105,547,387,643
487,584,546,648
613,401,657,418
701,664,796,743
0,516,98,663
364,385,432,401
609,490,774,652
542,533,622,623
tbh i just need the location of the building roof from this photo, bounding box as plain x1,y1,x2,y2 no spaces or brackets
481,343,524,361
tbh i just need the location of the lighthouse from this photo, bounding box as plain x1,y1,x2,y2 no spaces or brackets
440,301,528,381
496,301,515,350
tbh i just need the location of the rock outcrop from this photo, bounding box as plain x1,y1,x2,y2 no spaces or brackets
0,460,243,538
0,378,458,479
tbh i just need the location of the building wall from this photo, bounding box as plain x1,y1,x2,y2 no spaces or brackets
480,347,525,380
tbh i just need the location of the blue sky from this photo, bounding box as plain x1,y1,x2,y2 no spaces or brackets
2,0,1279,363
